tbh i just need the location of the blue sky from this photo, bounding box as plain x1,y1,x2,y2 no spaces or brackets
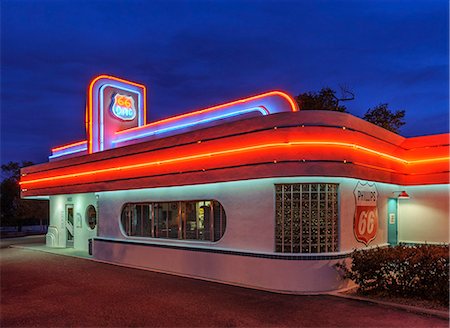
1,0,448,165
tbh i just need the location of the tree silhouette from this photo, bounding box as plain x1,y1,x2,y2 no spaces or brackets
296,87,406,134
363,103,405,134
1,161,48,229
296,86,354,112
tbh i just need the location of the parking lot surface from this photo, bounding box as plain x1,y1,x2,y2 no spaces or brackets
1,246,448,327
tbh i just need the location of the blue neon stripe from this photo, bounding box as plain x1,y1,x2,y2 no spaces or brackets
99,83,143,151
49,146,87,159
113,107,267,144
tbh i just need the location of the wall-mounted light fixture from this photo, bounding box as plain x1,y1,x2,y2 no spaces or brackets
393,190,410,199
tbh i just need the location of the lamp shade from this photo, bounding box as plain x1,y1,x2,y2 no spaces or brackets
398,191,410,199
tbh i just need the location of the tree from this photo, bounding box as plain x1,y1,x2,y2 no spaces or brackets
363,103,405,134
1,161,48,230
295,86,354,112
296,86,406,134
1,161,33,181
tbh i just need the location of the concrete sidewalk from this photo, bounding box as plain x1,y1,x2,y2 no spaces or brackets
12,242,92,259
0,234,46,249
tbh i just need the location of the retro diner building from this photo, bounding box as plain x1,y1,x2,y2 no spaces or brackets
21,76,449,293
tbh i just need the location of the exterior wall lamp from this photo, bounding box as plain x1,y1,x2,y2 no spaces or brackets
394,191,410,199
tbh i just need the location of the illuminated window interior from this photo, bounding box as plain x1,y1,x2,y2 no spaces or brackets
120,200,226,242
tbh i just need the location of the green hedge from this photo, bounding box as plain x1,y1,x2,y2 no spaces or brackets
337,244,449,305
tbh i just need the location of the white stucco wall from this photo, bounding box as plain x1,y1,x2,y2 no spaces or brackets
46,177,448,293
48,195,67,247
97,179,277,252
93,240,352,293
47,193,98,250
51,178,449,253
96,177,424,253
398,184,449,244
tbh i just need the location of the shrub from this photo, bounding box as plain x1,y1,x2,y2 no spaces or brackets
336,244,449,305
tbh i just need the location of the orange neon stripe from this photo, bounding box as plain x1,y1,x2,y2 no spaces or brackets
115,91,298,135
52,140,87,152
88,75,147,153
405,157,450,164
20,141,450,186
143,85,147,125
85,105,88,137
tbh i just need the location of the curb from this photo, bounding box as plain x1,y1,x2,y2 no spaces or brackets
0,233,46,239
328,291,449,320
10,244,93,261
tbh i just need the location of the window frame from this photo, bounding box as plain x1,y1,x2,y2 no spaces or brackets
85,204,97,230
119,200,226,243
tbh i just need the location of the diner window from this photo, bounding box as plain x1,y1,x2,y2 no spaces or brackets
275,183,338,253
182,201,213,241
154,202,179,239
120,200,226,242
121,204,151,237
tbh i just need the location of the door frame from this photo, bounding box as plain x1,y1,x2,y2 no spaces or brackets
387,198,398,245
65,204,74,247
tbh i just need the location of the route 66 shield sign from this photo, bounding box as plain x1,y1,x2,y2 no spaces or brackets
110,93,136,121
353,181,378,245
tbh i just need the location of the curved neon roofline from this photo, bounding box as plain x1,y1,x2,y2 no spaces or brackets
21,140,450,186
54,77,298,159
115,90,298,136
113,106,270,144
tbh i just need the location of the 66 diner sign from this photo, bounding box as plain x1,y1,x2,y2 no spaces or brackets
353,181,379,245
110,93,137,121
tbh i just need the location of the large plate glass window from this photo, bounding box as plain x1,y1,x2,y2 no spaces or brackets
275,183,338,253
120,200,226,242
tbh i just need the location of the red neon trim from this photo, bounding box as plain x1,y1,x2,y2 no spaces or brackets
88,75,147,153
20,141,450,186
115,91,297,135
52,140,87,152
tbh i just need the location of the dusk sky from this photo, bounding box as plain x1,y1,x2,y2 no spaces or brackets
1,0,448,166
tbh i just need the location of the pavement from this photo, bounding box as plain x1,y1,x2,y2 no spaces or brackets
0,234,46,248
1,238,449,327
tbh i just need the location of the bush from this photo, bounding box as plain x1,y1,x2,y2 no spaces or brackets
337,244,449,305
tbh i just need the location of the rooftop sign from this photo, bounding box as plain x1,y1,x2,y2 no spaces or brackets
49,74,298,160
111,94,137,121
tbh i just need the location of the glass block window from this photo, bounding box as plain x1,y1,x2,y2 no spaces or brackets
275,183,338,253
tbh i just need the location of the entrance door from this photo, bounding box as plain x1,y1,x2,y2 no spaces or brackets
387,198,398,245
66,204,74,247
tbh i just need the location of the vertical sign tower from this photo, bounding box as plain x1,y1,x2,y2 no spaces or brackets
87,75,147,153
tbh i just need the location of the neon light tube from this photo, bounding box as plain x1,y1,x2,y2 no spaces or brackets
99,83,143,151
20,141,450,186
51,141,87,152
88,75,147,153
49,146,88,159
115,91,297,136
113,106,269,144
